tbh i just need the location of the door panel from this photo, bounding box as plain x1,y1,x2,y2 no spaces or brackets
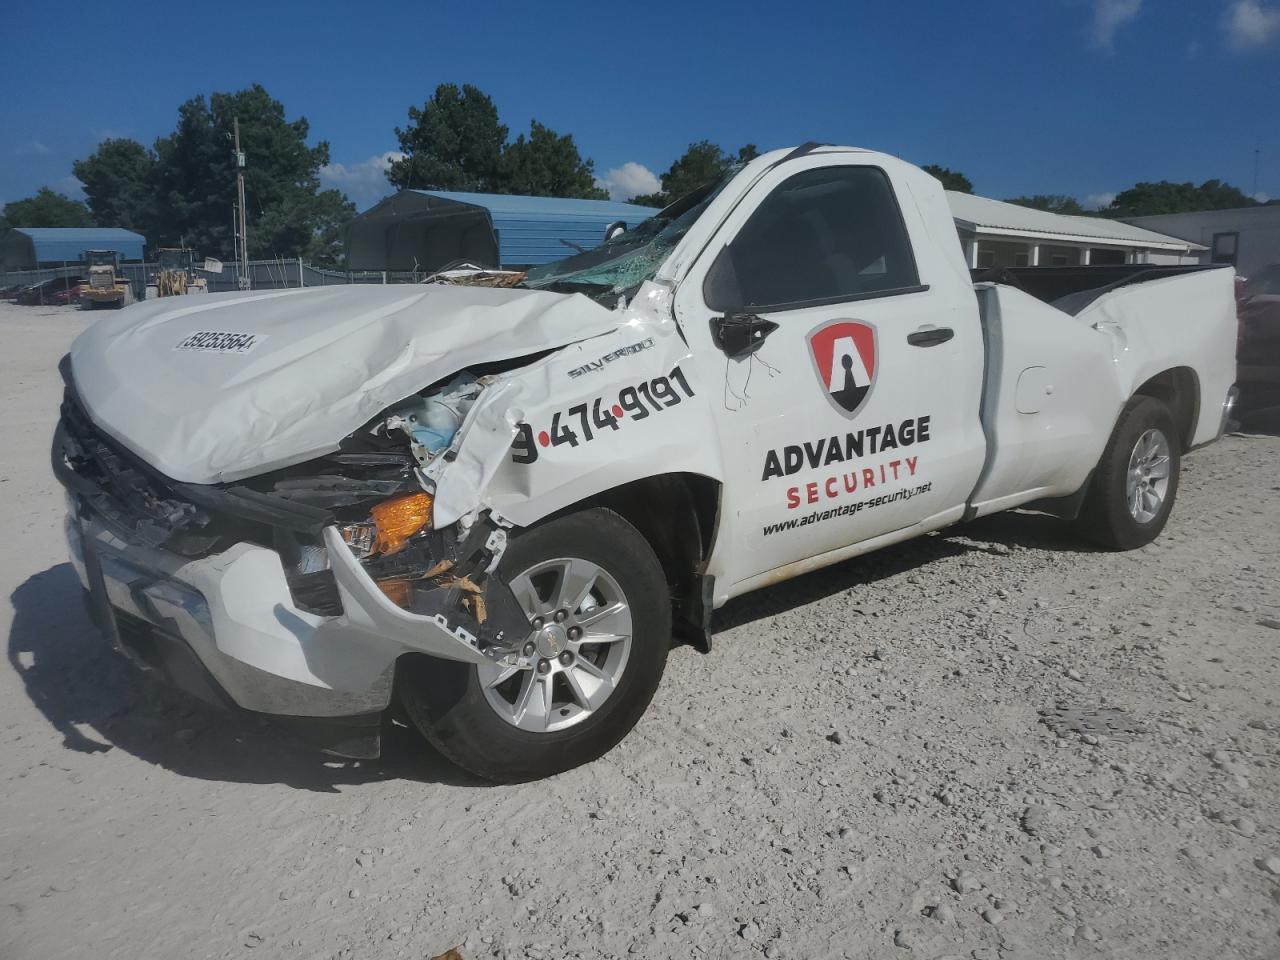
673,158,987,589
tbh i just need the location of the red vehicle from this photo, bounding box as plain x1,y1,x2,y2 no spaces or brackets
1236,264,1280,428
15,275,82,306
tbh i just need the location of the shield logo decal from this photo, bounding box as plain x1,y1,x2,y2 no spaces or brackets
808,320,877,418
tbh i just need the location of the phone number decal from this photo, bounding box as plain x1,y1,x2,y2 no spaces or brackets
511,365,695,464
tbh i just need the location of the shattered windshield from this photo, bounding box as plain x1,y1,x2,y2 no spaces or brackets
523,168,738,301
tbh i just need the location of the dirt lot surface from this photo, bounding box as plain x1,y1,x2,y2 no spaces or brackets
2,300,1278,960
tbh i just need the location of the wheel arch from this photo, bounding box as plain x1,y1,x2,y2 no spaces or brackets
519,472,722,647
1131,366,1199,451
1041,367,1199,522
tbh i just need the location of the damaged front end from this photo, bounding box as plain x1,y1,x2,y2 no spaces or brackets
53,358,538,757
52,271,704,760
306,369,540,655
57,360,530,657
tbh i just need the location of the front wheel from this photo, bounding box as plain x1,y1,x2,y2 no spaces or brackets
1075,395,1181,550
397,507,671,782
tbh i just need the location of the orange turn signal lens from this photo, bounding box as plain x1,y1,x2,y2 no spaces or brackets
369,492,433,556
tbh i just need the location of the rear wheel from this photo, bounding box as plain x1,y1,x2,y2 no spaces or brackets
397,508,671,782
1075,396,1180,550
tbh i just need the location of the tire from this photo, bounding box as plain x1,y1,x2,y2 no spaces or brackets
397,507,671,783
1075,395,1181,550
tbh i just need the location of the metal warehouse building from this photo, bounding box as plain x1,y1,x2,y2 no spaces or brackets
344,191,657,271
947,192,1203,269
1,227,146,270
1121,206,1280,278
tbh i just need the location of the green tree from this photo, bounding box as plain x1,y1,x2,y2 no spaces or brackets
1104,179,1258,218
626,192,668,208
273,189,355,266
2,188,93,228
388,84,508,191
72,138,159,234
499,121,606,199
150,84,353,260
922,165,973,194
1006,194,1087,215
151,94,225,251
632,140,760,207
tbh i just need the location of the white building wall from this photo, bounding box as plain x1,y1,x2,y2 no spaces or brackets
1143,251,1201,266
1124,207,1280,277
967,236,1193,268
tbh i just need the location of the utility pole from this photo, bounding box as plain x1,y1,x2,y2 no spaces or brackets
234,117,250,290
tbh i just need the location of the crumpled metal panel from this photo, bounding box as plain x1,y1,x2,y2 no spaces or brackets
430,281,725,528
68,283,619,485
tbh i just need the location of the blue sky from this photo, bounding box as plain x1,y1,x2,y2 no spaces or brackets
3,0,1278,212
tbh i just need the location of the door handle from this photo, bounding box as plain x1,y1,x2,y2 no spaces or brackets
907,326,954,347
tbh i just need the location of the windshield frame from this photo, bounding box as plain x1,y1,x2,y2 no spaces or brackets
522,169,740,302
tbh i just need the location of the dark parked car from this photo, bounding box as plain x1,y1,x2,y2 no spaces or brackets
15,276,82,306
1236,264,1280,427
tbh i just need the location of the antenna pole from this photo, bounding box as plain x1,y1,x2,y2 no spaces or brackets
234,117,250,289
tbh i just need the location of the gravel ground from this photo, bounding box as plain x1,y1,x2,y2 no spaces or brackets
2,301,1278,960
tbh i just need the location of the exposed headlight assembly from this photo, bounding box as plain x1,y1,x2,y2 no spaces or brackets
339,491,434,559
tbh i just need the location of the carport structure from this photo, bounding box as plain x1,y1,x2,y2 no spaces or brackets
344,190,657,272
1,227,145,270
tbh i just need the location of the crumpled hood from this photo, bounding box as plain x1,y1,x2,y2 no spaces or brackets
69,284,618,484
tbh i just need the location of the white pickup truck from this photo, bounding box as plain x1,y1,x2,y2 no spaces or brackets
55,146,1238,781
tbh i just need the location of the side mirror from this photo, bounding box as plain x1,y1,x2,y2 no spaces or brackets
603,220,627,243
710,313,778,359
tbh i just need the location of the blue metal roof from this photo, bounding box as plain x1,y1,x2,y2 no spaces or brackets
14,227,146,263
412,191,657,266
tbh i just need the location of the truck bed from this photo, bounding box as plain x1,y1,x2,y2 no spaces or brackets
968,264,1238,517
971,263,1223,316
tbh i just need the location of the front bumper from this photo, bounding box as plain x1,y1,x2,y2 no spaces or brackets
64,497,496,756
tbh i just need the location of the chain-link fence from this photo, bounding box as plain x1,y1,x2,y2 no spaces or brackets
0,258,435,305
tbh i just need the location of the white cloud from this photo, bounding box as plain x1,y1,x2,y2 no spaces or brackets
13,140,50,157
1252,191,1273,203
55,175,86,199
1090,0,1143,50
319,151,405,210
1084,191,1117,211
1225,0,1280,48
596,161,660,201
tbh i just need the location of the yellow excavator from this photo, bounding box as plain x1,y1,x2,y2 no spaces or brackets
151,248,209,298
